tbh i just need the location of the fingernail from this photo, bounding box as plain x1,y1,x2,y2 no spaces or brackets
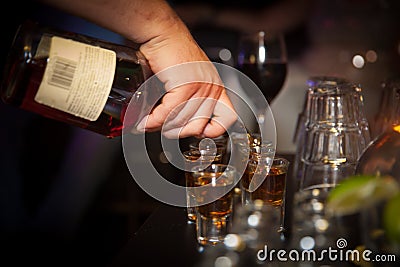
136,116,148,132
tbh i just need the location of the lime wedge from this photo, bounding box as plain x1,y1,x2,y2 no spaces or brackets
383,192,400,244
326,175,400,216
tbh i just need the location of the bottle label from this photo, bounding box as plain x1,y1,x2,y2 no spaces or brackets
35,36,116,121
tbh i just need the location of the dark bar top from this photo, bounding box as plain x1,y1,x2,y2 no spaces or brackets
110,154,295,267
110,204,202,266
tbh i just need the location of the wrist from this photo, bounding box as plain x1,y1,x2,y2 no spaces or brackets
125,0,187,44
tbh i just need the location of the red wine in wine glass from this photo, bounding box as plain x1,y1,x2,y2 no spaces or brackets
237,31,288,104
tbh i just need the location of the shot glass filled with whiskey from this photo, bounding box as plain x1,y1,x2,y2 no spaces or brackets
241,156,289,232
183,149,222,222
189,164,236,245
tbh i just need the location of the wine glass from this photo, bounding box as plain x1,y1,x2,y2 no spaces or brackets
236,30,288,104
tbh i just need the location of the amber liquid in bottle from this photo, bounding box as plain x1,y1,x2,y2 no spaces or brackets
6,57,145,137
1,20,153,138
356,125,400,181
356,78,400,181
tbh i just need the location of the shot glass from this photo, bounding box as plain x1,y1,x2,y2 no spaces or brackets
232,199,282,250
189,164,236,245
289,186,341,262
289,186,360,265
183,149,222,222
231,133,275,201
241,156,289,232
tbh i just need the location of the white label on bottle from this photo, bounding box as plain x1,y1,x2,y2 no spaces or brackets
35,36,116,121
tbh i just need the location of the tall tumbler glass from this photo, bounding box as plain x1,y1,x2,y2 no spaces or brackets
298,82,370,190
293,76,351,191
293,76,350,147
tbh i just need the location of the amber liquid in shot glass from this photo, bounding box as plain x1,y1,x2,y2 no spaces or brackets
184,150,222,221
241,164,286,206
195,174,234,218
241,157,289,232
191,164,236,245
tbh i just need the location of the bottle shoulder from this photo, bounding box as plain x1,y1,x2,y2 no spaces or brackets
356,128,400,182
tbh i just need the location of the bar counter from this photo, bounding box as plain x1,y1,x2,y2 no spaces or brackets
110,154,295,267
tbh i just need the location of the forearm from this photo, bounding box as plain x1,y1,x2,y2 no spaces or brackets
36,0,186,44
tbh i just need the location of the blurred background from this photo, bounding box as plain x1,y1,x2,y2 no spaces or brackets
1,0,400,266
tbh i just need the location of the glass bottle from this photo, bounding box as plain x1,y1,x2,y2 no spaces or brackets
0,20,155,138
356,77,400,182
371,77,400,139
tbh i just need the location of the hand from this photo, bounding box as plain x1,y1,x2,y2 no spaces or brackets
137,16,237,138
